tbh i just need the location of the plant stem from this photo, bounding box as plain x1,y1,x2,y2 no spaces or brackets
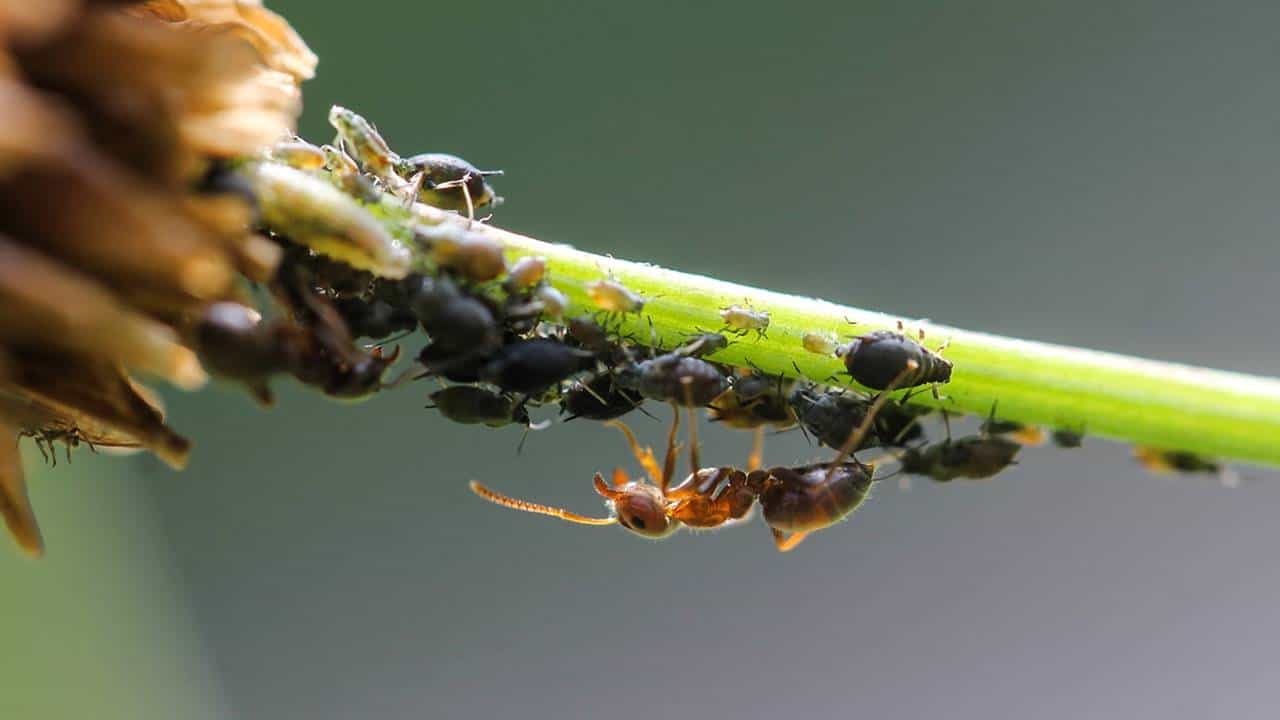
260,162,1280,469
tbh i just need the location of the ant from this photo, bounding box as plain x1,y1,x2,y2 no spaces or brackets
471,364,918,552
897,407,1020,483
838,320,952,394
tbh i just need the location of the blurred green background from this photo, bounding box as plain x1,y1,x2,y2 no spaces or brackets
6,2,1280,718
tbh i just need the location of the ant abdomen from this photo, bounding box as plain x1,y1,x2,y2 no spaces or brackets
756,461,874,533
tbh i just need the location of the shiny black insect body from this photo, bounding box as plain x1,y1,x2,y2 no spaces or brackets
1052,429,1084,448
787,385,926,451
194,302,294,404
899,435,1020,482
480,339,596,394
560,374,645,421
398,153,502,215
709,373,795,430
428,386,531,428
406,275,501,353
839,329,951,391
334,297,418,340
617,353,729,407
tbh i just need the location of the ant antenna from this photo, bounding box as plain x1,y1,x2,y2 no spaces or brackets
469,481,615,526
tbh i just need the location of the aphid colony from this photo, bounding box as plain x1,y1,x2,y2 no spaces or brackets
13,104,1235,556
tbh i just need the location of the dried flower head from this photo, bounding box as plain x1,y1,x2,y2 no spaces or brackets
0,0,314,557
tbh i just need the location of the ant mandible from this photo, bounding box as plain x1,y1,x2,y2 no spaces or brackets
471,364,917,552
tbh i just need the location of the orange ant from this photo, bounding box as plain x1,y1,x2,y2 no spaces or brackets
471,364,917,552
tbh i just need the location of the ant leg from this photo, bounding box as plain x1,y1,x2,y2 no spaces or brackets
748,426,765,472
770,527,810,553
660,403,682,493
603,420,664,486
32,438,49,465
941,409,953,442
681,379,701,474
823,362,918,487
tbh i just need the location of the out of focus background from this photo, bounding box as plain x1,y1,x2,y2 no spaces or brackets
6,2,1280,718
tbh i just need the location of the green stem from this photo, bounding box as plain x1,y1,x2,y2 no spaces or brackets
258,162,1280,469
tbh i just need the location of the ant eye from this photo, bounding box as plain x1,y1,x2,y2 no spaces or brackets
630,515,647,530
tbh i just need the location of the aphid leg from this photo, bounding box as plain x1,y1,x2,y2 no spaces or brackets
402,172,425,208
770,527,811,553
31,437,50,465
603,420,664,486
431,174,477,222
748,426,765,472
823,361,918,486
470,480,615,526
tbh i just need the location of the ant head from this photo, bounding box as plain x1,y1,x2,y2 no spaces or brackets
593,474,679,539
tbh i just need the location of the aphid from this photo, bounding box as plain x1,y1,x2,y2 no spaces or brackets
269,139,327,170
470,364,916,551
709,372,796,470
838,322,952,392
616,353,729,407
479,338,596,394
709,373,794,430
505,256,547,290
333,297,418,340
533,285,568,318
327,105,406,192
787,382,927,452
417,226,507,282
981,418,1046,446
1132,446,1241,487
560,374,645,422
414,342,488,384
566,315,614,354
1052,429,1084,448
405,274,501,353
801,330,839,356
587,278,645,314
427,386,531,428
676,332,729,358
719,304,770,339
899,435,1021,483
398,152,503,218
1132,447,1222,475
320,143,381,202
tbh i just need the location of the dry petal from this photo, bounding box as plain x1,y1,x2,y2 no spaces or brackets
0,425,42,557
0,237,208,389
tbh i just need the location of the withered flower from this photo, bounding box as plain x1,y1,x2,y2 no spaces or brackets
0,0,315,556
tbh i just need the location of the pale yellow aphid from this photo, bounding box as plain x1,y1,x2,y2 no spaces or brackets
507,256,548,289
269,140,326,170
587,278,645,313
719,304,770,338
802,330,839,356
